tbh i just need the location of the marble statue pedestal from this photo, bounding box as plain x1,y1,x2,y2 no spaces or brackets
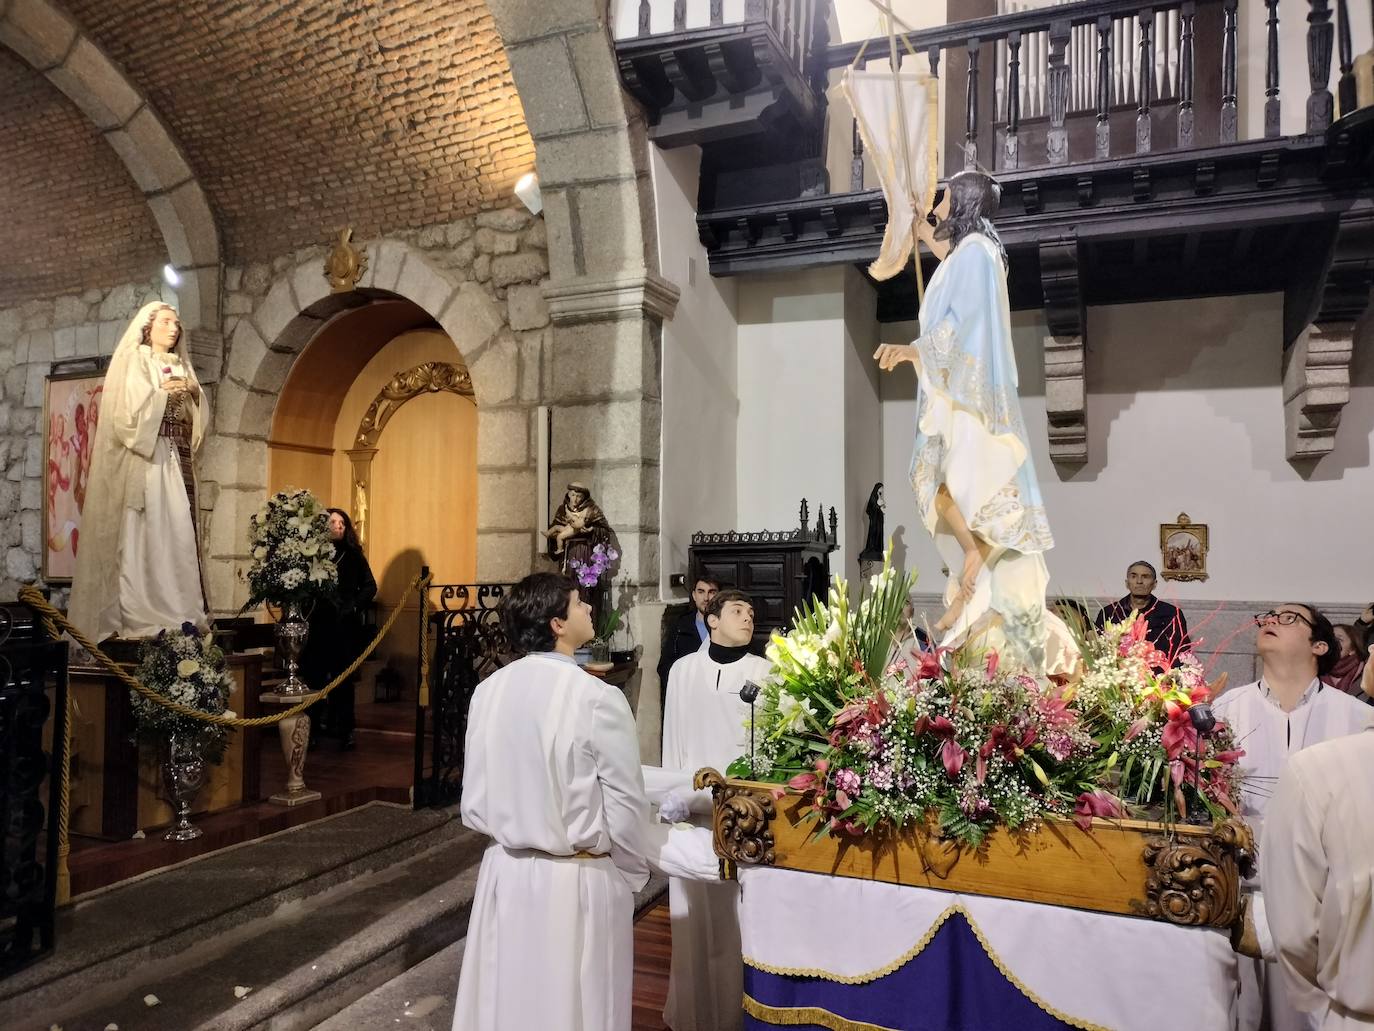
260,689,323,807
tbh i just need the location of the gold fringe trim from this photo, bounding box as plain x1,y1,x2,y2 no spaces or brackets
743,903,1109,1031
744,904,962,983
743,994,900,1031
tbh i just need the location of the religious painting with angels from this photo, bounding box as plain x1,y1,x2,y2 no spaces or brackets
42,363,106,581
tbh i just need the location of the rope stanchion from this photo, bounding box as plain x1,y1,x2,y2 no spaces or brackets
17,571,431,729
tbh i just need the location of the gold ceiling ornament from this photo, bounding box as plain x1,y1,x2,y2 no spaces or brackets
354,361,474,449
324,227,368,293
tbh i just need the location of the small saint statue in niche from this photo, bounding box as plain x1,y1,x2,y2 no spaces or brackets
859,482,886,564
544,482,613,575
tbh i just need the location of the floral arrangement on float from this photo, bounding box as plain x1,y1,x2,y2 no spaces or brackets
727,553,1244,849
131,623,236,841
244,488,339,694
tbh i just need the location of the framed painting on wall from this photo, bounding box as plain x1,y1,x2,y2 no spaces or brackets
42,358,109,582
1160,512,1208,583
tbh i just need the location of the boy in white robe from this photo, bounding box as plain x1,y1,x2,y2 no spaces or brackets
661,589,773,1031
1214,604,1374,1031
1262,728,1374,1030
453,573,717,1031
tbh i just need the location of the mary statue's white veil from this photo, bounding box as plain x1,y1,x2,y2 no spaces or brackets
68,301,202,641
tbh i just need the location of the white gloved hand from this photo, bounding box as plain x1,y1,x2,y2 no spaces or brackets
658,790,693,824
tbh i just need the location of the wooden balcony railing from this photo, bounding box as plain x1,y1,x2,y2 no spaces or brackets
829,0,1366,180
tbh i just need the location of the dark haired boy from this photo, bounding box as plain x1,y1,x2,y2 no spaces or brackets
453,573,716,1031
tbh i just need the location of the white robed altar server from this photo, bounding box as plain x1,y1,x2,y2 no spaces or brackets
660,589,772,1031
68,302,208,641
453,573,717,1031
1214,605,1374,1031
1262,728,1374,1030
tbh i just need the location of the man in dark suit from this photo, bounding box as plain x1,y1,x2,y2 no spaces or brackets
1095,560,1192,664
658,575,721,725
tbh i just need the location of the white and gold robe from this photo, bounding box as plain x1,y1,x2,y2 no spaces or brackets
68,302,206,641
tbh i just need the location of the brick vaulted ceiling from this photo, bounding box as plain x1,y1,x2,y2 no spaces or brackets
0,47,165,307
13,0,535,293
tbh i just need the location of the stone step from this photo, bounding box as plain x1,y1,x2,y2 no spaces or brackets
314,938,466,1031
0,801,473,1029
315,873,668,1031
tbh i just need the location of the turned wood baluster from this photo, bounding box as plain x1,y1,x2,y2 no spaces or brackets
1336,0,1355,118
1265,0,1281,137
1178,2,1195,148
638,0,651,36
965,38,981,170
1306,0,1334,132
1005,31,1022,170
851,118,865,192
673,0,686,31
1135,10,1153,154
1095,16,1112,159
1221,0,1238,142
1047,20,1071,165
710,0,723,26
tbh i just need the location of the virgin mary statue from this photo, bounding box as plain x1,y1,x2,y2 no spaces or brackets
68,302,209,642
874,171,1075,677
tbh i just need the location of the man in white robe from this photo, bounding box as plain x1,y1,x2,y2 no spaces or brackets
1262,728,1374,1030
453,573,717,1031
660,589,773,1031
1214,604,1374,1031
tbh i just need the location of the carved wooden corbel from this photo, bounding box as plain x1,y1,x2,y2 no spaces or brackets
1039,237,1087,465
1283,209,1374,461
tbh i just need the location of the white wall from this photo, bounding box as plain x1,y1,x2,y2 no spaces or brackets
879,293,1374,605
653,145,741,596
736,267,849,555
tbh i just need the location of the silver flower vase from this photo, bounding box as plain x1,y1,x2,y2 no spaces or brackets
276,600,311,695
161,733,208,841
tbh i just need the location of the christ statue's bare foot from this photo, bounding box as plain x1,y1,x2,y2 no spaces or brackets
934,594,966,635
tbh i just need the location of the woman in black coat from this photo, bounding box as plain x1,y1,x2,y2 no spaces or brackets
302,508,377,749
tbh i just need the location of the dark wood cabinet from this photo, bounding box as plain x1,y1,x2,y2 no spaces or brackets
689,527,838,652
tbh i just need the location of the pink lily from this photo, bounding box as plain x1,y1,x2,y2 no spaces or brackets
985,650,1000,678
915,715,966,778
1073,790,1124,831
1161,700,1197,760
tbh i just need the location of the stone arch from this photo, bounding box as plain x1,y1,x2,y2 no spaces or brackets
0,0,221,359
202,238,537,611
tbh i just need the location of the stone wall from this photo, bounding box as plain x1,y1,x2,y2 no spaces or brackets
201,208,551,612
0,276,169,599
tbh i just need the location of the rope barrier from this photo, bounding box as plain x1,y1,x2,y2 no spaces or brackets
18,571,431,728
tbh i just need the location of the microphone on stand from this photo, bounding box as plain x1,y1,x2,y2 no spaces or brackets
1187,703,1218,823
740,680,762,779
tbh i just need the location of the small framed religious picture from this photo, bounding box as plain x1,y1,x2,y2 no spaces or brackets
1159,512,1208,583
41,357,109,582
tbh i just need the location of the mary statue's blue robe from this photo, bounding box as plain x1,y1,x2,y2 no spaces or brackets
907,232,1074,675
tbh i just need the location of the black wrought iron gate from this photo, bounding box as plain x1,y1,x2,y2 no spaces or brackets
413,579,511,808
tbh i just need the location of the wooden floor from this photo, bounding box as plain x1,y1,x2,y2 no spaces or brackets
67,700,415,897
632,900,672,1031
